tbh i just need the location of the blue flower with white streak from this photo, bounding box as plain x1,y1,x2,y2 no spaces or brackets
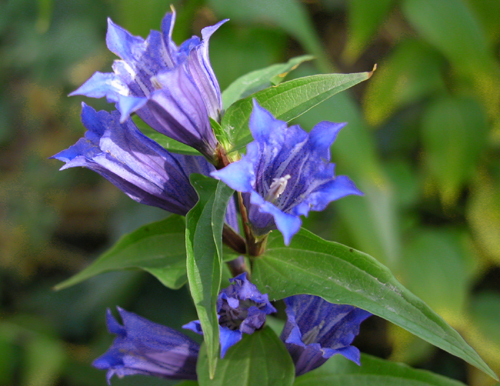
52,103,214,215
281,295,371,376
212,100,363,245
70,9,227,158
93,308,200,383
183,273,276,358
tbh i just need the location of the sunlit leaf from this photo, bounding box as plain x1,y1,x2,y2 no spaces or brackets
186,175,234,377
252,228,497,380
222,55,314,110
223,70,374,152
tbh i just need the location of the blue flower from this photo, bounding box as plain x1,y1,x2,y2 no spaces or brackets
52,103,214,215
70,9,227,158
93,307,200,383
281,295,371,376
183,273,276,358
211,100,363,245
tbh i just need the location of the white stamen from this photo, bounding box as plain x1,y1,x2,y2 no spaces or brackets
267,175,291,202
150,76,163,90
302,320,325,345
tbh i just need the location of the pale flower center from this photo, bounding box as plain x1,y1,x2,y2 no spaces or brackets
266,175,291,203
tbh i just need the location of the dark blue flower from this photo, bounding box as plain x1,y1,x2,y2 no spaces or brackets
211,100,363,245
70,9,227,158
183,273,276,358
52,103,214,215
93,308,199,383
281,295,371,376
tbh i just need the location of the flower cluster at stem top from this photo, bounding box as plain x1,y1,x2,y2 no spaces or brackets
52,7,369,383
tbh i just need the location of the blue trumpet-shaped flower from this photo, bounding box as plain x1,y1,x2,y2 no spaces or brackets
93,308,200,383
52,103,214,215
183,273,276,358
281,295,371,376
212,100,363,245
70,9,226,158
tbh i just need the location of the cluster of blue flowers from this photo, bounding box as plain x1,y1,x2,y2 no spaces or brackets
53,9,370,383
94,275,370,381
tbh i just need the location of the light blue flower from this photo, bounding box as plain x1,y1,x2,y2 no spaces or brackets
281,295,371,376
183,273,276,358
70,9,227,158
212,100,363,245
93,308,199,383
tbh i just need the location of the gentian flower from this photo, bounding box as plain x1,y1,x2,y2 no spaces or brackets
212,100,362,245
93,307,199,383
281,295,371,376
70,9,227,158
183,273,276,358
52,103,214,215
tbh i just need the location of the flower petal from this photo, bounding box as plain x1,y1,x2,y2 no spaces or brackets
93,307,199,382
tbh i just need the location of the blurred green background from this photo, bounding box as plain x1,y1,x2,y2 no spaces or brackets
1,0,499,385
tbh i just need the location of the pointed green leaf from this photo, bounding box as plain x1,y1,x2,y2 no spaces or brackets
222,55,314,109
197,327,294,386
295,353,466,386
251,228,497,380
222,70,374,152
186,175,234,378
54,216,188,290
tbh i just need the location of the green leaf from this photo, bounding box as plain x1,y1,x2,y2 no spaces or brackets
177,382,199,386
222,55,314,110
468,0,500,46
207,0,331,72
363,39,446,126
209,25,287,92
468,292,500,366
186,174,234,378
295,353,466,386
115,0,178,37
251,228,497,380
22,337,65,386
54,216,188,290
467,175,500,264
344,0,395,63
222,70,374,152
293,66,400,268
398,229,469,323
197,326,294,386
402,0,491,72
421,96,488,206
133,117,202,156
146,132,202,156
36,0,54,33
